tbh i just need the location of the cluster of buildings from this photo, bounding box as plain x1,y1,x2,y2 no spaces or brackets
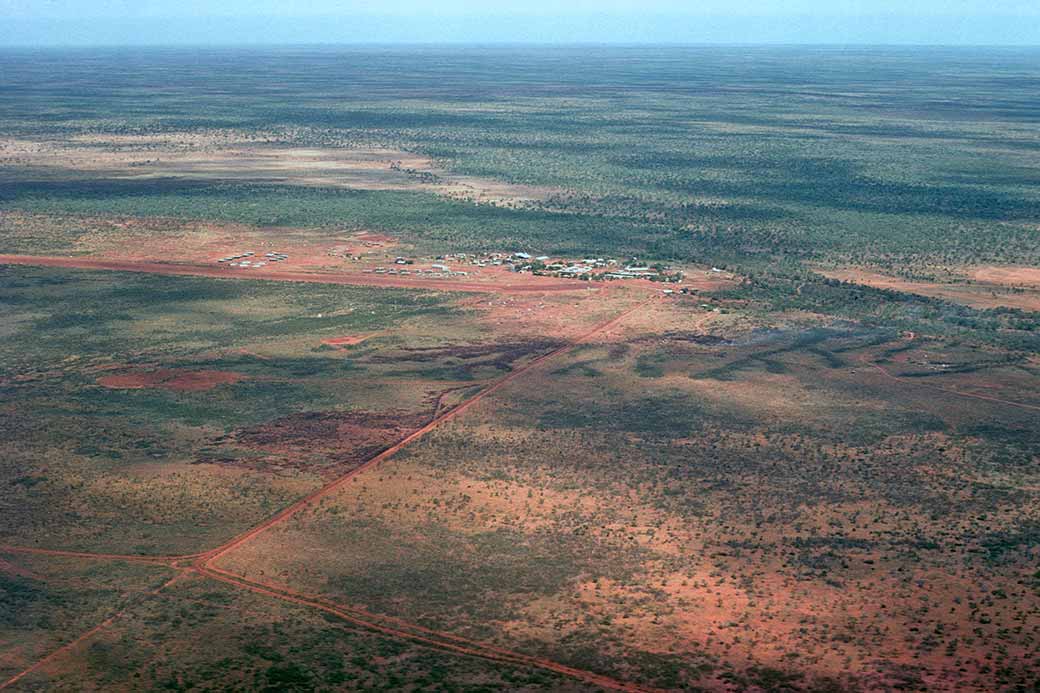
435,251,682,282
364,264,470,278
217,251,289,269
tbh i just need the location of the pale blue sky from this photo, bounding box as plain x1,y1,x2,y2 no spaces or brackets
2,0,1038,46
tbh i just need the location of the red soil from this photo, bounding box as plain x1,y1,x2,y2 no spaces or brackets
320,334,374,348
0,255,597,295
97,369,244,392
969,265,1040,286
1,298,661,693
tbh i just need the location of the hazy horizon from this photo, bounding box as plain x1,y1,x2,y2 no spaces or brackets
1,0,1039,47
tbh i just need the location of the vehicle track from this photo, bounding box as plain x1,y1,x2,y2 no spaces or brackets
2,297,657,692
861,345,1040,413
197,564,662,693
0,254,597,294
197,297,652,566
0,571,186,690
0,545,204,564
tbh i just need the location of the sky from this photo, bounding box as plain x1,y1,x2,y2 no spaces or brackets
1,0,1038,46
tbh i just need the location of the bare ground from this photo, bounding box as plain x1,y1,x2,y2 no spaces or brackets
817,266,1040,311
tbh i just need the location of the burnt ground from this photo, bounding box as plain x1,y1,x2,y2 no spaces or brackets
367,339,566,378
202,409,433,478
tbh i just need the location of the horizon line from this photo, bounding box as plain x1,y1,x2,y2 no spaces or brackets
3,41,1040,49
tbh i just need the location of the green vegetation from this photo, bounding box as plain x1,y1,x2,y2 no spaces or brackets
0,266,453,376
221,314,1040,689
0,266,544,554
2,45,1039,692
0,555,172,684
4,47,1040,354
0,182,669,259
3,49,1040,267
16,576,591,692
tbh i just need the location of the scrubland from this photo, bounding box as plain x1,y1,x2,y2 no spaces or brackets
2,46,1038,691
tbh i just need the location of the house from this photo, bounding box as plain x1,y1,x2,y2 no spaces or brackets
513,252,531,260
431,264,450,272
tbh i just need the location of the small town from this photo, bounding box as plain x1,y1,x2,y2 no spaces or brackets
424,251,690,283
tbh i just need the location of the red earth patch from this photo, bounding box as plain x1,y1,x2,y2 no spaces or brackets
321,334,374,349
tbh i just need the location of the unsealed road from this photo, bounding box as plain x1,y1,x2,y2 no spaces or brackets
0,254,596,294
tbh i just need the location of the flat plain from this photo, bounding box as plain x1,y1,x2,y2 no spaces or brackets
1,46,1038,692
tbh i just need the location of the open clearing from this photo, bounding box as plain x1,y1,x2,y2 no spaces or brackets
817,267,1040,311
969,265,1040,287
96,369,247,392
0,135,556,205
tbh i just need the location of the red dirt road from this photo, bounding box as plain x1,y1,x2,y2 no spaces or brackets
0,297,657,693
198,564,662,693
0,254,598,294
0,571,186,690
198,297,654,566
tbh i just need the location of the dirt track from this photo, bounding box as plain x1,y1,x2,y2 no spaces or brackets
0,297,657,692
0,545,206,564
0,571,187,690
4,297,1037,690
0,254,598,295
861,344,1040,413
197,564,662,693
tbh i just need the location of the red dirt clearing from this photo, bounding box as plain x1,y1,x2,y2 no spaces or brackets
817,266,1040,311
352,231,397,245
969,265,1040,286
320,334,374,348
97,369,245,392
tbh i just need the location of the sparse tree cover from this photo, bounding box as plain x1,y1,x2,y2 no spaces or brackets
1,46,1037,691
